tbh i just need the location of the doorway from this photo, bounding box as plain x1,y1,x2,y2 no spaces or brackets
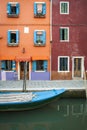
20,62,29,80
72,57,84,79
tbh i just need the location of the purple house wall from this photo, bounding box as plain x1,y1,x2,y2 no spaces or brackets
31,72,50,80
0,71,18,80
0,71,1,80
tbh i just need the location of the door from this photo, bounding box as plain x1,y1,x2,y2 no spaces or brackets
73,58,82,78
20,62,29,80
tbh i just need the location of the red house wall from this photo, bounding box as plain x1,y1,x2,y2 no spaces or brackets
52,0,87,79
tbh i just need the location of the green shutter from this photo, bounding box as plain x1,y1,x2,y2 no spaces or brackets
60,28,63,40
61,3,64,13
60,58,63,71
64,3,68,13
64,58,68,70
64,29,68,40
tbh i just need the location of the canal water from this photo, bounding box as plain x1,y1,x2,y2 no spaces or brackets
0,99,87,130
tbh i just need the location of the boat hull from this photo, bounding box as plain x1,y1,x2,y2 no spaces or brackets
0,89,66,111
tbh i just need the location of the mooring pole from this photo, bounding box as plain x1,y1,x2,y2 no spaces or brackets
23,62,27,92
86,81,87,98
84,69,87,98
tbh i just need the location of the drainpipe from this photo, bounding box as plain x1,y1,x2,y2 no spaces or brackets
50,0,52,80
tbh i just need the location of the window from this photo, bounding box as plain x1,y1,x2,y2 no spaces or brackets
34,2,46,17
58,56,69,72
32,60,48,71
60,2,69,14
34,30,46,46
1,60,16,71
7,2,20,17
60,27,69,42
7,30,19,46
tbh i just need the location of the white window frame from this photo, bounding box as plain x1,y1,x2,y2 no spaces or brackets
72,56,84,78
60,1,69,14
58,56,70,72
60,27,69,42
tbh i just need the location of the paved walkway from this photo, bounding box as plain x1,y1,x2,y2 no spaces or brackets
0,80,87,91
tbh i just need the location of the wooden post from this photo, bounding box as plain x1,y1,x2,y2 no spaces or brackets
85,80,87,98
29,61,32,80
23,62,27,91
83,68,87,98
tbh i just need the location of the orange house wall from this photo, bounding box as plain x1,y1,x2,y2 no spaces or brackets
0,0,50,71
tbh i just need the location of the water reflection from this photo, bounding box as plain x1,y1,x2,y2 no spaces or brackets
0,99,87,130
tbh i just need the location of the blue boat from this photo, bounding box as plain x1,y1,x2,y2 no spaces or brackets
0,89,66,111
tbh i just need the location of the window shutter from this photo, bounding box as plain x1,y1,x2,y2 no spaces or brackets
7,31,11,43
42,31,46,44
34,31,37,44
64,29,68,40
1,61,6,70
60,29,62,40
16,3,20,15
64,3,67,13
34,3,37,15
61,3,64,13
7,3,11,14
32,61,36,71
64,58,68,70
43,60,48,71
16,30,19,43
60,58,63,70
12,61,16,71
40,33,43,44
43,3,46,15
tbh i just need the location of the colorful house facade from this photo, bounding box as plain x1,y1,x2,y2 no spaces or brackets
51,0,87,80
0,0,51,80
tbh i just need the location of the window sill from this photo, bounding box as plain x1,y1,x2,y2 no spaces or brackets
1,70,14,72
60,40,69,42
34,15,46,18
8,43,19,46
58,71,70,73
34,44,46,47
35,71,45,72
60,13,69,15
7,14,19,18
